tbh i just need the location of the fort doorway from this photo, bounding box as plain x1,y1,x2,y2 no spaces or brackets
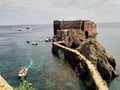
85,31,89,38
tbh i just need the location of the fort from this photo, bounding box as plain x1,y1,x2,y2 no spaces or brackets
52,20,118,90
53,20,97,37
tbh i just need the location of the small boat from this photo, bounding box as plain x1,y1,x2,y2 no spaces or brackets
18,29,22,31
45,38,49,42
18,67,28,77
45,38,52,42
26,41,30,43
26,27,30,29
31,42,38,45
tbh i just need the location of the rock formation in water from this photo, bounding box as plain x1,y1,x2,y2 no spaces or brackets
53,29,119,80
52,20,119,82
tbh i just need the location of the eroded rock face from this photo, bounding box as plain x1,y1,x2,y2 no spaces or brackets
79,38,118,80
52,23,118,81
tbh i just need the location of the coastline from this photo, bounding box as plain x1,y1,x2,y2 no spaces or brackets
0,75,13,90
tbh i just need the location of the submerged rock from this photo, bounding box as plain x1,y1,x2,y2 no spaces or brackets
79,38,118,80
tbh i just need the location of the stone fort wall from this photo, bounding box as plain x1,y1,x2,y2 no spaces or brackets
53,20,97,37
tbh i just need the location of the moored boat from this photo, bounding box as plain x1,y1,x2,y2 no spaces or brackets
45,38,49,42
45,38,52,42
26,41,30,43
26,27,30,29
31,42,38,45
18,29,22,31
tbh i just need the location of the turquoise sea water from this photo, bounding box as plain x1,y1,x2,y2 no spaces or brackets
0,25,84,90
0,23,120,90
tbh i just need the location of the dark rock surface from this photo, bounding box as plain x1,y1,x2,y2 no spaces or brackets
79,38,119,80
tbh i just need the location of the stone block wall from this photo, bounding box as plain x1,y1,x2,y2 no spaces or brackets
53,20,97,38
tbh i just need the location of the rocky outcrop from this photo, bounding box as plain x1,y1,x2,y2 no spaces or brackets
52,41,109,90
53,28,118,81
52,20,119,89
78,38,118,80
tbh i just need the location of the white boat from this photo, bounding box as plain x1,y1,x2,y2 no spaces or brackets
45,38,52,42
45,38,49,42
18,67,28,77
31,42,38,45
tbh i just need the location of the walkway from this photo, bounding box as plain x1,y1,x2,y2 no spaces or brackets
53,41,108,90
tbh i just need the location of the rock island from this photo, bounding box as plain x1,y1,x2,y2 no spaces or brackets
52,20,118,90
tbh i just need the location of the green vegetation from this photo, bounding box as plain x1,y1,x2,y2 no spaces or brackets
13,77,34,90
84,80,91,87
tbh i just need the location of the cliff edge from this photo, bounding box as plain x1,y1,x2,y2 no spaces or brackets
78,38,118,80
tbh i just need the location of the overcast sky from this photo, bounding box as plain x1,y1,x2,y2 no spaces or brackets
0,0,120,25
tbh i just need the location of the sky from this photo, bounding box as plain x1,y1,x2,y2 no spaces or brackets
0,0,120,25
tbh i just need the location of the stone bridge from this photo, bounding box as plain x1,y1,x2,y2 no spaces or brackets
52,41,108,90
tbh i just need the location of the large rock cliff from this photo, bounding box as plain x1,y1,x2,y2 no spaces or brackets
77,38,118,80
52,19,118,84
53,29,118,80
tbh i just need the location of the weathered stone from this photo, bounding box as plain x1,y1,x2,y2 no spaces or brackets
79,38,118,80
52,19,118,89
53,20,97,37
105,53,116,69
